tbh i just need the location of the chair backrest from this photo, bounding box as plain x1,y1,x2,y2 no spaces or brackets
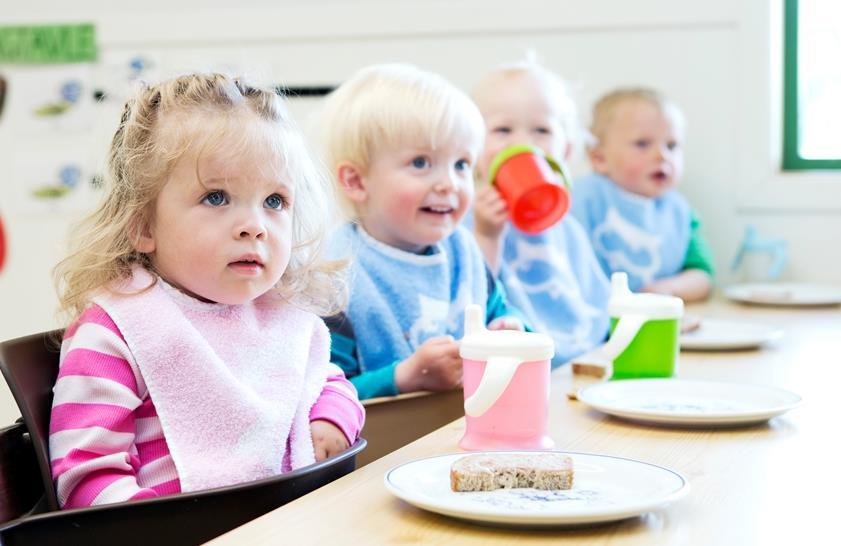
0,330,63,511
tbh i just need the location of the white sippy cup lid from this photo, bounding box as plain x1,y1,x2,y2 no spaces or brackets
459,306,554,362
607,272,684,319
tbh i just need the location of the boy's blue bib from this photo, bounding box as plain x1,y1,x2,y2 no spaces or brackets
498,217,611,367
328,223,488,373
571,172,691,292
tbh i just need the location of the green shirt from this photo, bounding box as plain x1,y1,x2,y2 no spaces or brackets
683,209,715,276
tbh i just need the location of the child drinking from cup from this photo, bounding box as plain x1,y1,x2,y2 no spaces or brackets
471,60,611,368
50,74,365,508
318,63,527,400
572,87,714,301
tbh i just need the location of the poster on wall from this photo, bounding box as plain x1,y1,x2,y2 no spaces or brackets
14,157,93,215
0,23,99,223
0,24,97,133
89,51,165,156
94,50,164,103
2,64,95,135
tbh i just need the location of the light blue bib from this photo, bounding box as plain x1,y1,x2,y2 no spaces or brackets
571,173,691,292
327,224,488,373
497,218,611,367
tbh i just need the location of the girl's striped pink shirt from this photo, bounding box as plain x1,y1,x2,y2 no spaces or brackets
49,304,364,509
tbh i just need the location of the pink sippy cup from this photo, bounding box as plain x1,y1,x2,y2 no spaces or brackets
459,305,555,451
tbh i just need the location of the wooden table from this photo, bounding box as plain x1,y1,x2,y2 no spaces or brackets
209,300,841,545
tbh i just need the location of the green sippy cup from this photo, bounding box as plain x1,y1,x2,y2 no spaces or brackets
600,272,684,380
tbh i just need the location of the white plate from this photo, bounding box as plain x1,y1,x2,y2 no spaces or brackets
724,282,841,306
680,319,783,351
577,379,801,427
384,451,689,526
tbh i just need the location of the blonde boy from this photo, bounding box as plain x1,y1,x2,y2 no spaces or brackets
572,88,714,301
471,61,611,368
320,63,526,400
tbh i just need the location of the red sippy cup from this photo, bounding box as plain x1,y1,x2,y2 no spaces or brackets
487,144,571,234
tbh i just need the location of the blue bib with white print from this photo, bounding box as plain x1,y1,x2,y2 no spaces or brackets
327,223,488,373
497,217,611,367
571,172,691,292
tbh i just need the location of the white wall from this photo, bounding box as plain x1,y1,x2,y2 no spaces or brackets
1,0,839,423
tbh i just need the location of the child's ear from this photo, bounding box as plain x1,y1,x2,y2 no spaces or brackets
336,161,368,203
587,145,608,174
129,216,155,253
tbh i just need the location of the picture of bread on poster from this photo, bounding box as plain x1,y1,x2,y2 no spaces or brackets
5,66,94,134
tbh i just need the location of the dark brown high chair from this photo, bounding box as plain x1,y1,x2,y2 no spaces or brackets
0,330,366,545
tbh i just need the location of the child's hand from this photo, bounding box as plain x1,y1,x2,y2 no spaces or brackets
641,270,712,303
473,185,509,240
473,185,509,273
487,316,525,331
394,335,462,393
640,278,675,296
310,419,350,462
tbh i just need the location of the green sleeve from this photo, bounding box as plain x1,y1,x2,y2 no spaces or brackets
683,209,715,277
325,313,400,400
484,267,534,332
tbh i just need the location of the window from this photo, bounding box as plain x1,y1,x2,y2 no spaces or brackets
783,0,841,169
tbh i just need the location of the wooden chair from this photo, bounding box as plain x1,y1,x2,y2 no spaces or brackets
0,330,366,545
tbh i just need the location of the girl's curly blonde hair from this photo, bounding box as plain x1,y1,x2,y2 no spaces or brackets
54,73,346,325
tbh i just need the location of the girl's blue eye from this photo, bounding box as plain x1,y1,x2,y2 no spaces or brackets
411,157,430,169
493,126,511,134
667,141,679,151
203,191,227,206
265,194,286,210
534,127,551,135
634,139,650,149
455,159,470,172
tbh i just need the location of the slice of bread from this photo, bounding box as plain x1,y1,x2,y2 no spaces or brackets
450,452,574,492
681,314,702,334
572,362,609,378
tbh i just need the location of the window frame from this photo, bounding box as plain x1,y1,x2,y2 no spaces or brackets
782,0,841,170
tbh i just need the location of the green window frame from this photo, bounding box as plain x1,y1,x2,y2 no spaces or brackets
783,0,841,170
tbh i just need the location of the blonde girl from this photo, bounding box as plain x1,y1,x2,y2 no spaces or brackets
50,73,364,509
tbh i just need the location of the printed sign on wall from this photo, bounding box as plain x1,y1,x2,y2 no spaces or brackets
0,24,96,64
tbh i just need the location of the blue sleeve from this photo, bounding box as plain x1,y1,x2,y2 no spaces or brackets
483,266,533,332
324,313,400,400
